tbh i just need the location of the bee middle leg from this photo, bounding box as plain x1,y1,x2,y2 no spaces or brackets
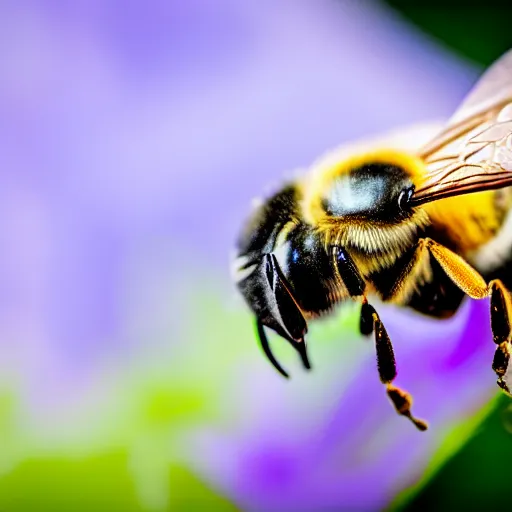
423,238,512,394
359,300,428,431
331,245,427,430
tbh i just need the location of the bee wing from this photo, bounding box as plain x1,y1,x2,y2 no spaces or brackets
411,50,512,207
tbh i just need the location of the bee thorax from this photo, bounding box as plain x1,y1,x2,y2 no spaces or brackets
323,213,427,274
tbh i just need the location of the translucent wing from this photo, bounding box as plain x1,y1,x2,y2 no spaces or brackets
411,50,512,206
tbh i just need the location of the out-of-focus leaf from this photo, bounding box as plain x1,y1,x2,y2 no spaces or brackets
384,2,512,65
0,452,141,512
389,395,500,511
169,465,240,512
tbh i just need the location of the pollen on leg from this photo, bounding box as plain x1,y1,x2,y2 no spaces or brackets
418,242,512,405
424,238,488,299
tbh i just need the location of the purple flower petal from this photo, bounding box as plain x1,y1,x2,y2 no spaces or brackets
0,0,499,509
186,296,496,511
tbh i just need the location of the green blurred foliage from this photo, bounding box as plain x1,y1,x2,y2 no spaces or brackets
0,286,246,511
384,3,512,66
403,395,512,511
0,454,237,512
0,453,141,511
382,2,512,510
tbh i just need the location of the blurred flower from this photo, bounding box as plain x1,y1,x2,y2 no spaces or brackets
184,129,498,511
0,0,475,391
0,0,500,510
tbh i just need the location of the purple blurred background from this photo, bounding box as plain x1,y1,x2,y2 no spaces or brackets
0,1,503,511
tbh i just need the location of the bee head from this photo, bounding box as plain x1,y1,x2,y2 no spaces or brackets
301,149,429,254
302,149,427,225
319,162,416,223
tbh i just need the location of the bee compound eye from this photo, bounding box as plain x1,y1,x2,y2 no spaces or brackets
398,186,415,211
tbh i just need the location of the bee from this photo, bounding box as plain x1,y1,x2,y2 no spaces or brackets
232,50,512,431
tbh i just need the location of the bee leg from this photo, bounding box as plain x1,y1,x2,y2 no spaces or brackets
256,318,290,378
263,253,311,372
422,238,489,299
360,300,428,431
255,316,310,380
489,280,512,394
332,245,427,429
424,238,512,394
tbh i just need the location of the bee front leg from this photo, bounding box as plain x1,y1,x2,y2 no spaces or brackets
256,318,290,379
255,253,311,377
424,238,512,394
360,300,428,431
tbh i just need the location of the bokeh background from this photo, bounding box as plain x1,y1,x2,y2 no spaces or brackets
1,1,512,510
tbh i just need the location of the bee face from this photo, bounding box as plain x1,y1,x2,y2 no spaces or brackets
301,149,426,233
297,151,431,262
320,162,416,223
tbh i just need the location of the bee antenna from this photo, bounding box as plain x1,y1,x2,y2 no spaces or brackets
256,318,290,378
